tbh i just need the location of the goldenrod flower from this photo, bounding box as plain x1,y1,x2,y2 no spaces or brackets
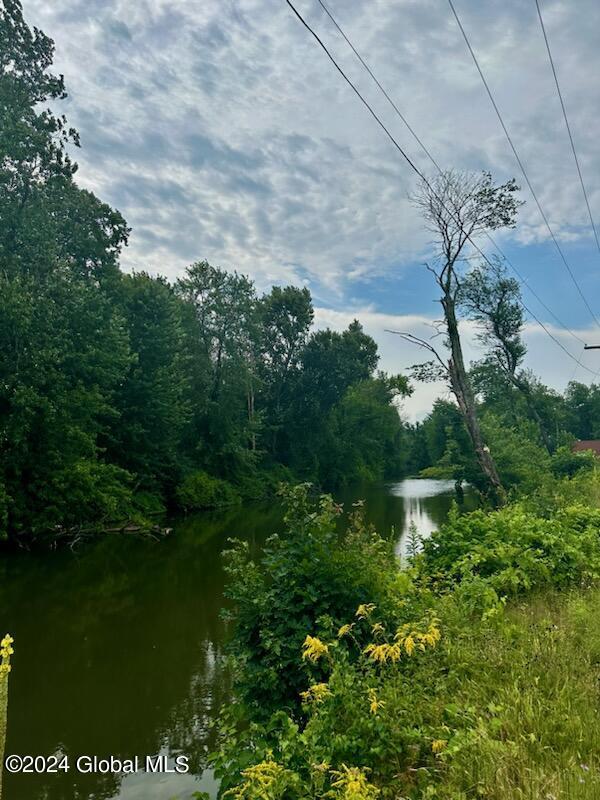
368,689,386,715
363,642,401,664
355,603,376,620
394,620,441,655
330,764,380,799
300,682,331,704
302,635,329,663
0,633,14,678
224,757,292,798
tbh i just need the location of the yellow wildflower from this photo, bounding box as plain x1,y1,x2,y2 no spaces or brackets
330,764,380,799
403,634,416,656
355,603,376,620
337,623,354,638
300,682,331,704
302,635,329,663
432,739,448,754
371,622,385,637
394,620,441,654
225,757,292,798
363,642,401,664
368,689,386,715
0,633,14,678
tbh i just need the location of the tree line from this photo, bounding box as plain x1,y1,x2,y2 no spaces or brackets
0,0,409,540
2,0,597,541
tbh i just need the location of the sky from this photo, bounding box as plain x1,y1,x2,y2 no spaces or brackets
24,0,600,418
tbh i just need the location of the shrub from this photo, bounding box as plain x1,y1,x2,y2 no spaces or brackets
420,501,600,595
28,459,134,535
221,485,401,721
214,596,443,796
550,445,597,479
483,415,551,494
176,470,240,511
214,482,600,799
234,464,294,502
132,490,166,516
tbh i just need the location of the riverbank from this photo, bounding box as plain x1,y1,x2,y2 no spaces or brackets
212,467,600,798
1,478,456,800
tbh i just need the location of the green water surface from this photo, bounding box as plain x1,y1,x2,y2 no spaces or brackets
0,478,474,800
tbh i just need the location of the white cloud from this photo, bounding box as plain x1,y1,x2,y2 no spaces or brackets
24,0,600,289
314,306,600,420
20,0,600,415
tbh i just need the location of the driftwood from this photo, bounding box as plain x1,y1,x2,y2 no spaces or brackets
13,521,175,551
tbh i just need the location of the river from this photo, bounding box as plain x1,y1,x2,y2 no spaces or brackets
0,478,475,800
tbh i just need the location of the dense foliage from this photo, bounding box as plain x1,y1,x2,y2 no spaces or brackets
222,484,402,718
405,377,600,496
212,466,600,799
3,0,599,544
0,1,410,541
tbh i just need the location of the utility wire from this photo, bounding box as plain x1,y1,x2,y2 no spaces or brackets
286,0,596,375
535,0,600,257
447,0,600,331
315,0,586,349
316,0,443,174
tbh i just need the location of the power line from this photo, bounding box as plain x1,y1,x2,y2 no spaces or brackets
315,0,586,349
534,0,600,257
316,0,443,174
285,0,597,376
447,0,600,331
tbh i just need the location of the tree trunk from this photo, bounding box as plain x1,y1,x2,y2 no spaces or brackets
443,296,506,505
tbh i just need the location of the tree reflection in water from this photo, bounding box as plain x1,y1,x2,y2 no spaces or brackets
0,479,475,800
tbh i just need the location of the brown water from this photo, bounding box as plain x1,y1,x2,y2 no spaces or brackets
0,478,475,800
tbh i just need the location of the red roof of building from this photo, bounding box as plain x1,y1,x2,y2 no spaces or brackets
572,440,600,455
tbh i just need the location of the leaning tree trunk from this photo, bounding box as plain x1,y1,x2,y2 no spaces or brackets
444,297,506,505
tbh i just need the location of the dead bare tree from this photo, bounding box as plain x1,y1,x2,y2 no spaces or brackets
397,171,522,504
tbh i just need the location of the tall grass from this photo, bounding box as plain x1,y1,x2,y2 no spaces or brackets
436,590,600,799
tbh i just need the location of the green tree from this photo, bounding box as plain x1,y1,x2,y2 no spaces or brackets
319,375,411,486
461,260,553,452
288,322,381,477
564,381,600,440
258,285,313,457
176,261,259,478
0,268,132,537
105,273,192,497
0,0,128,282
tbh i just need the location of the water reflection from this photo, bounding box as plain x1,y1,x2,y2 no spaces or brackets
387,478,477,560
0,479,474,800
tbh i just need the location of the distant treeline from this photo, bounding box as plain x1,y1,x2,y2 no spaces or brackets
409,380,600,495
0,1,410,540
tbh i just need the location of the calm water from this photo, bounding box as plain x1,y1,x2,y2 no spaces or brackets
0,478,475,800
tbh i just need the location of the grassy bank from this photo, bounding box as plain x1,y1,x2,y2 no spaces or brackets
212,470,600,799
408,586,600,799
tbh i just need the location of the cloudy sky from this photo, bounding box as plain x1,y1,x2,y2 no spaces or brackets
25,0,600,417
